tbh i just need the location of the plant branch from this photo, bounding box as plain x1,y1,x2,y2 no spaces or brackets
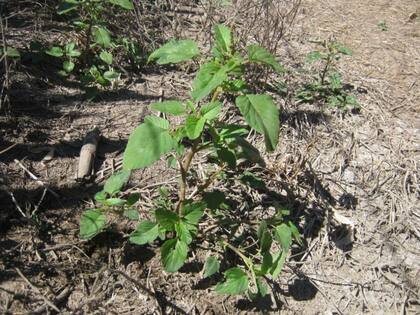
222,240,258,291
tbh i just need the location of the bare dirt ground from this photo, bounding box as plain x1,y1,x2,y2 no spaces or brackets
1,0,419,314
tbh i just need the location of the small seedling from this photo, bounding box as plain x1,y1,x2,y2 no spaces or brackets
296,40,358,110
45,0,135,95
378,20,388,31
79,24,301,298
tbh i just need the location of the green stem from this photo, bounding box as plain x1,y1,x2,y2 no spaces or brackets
222,240,258,291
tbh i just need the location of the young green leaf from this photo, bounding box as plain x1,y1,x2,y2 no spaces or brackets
288,221,302,245
123,121,175,170
79,209,106,240
183,202,205,224
203,256,220,278
155,209,179,231
191,62,228,101
216,146,236,169
306,51,323,63
5,47,20,58
63,60,75,73
337,45,352,56
247,45,284,73
123,209,139,220
126,193,140,206
94,27,112,47
270,250,287,279
151,100,186,116
256,277,269,297
175,221,193,244
108,0,134,10
104,170,131,195
144,116,170,129
103,70,120,81
257,221,272,253
200,101,221,121
215,267,249,294
185,116,206,140
104,198,126,206
94,190,107,202
46,47,64,57
100,51,113,65
148,39,199,64
213,24,232,58
129,220,159,245
161,239,188,272
235,94,280,151
275,223,292,251
260,252,273,275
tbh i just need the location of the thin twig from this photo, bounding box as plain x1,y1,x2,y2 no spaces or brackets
14,159,59,198
15,268,60,313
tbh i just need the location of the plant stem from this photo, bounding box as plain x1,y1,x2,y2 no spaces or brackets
175,87,223,214
320,50,332,85
176,139,199,213
222,240,258,291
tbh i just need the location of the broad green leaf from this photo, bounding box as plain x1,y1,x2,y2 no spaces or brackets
213,24,232,57
215,267,249,294
63,60,75,73
200,101,221,121
46,47,64,57
275,223,292,251
148,39,199,64
103,70,119,81
203,256,220,278
235,94,279,151
182,202,205,224
288,221,302,245
191,62,228,101
108,0,134,10
329,72,342,90
123,209,139,220
305,51,323,63
144,115,170,129
79,209,106,239
161,239,188,272
257,221,272,253
270,250,287,279
129,220,159,245
100,51,113,65
261,252,273,275
123,121,175,170
126,193,140,206
216,147,236,169
155,209,179,231
104,198,126,206
104,170,131,195
256,277,269,297
185,116,206,140
219,125,249,140
151,100,185,116
5,47,20,58
247,45,284,73
94,190,107,202
175,221,193,244
94,27,111,47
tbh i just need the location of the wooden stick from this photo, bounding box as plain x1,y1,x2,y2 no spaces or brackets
77,127,101,180
14,159,59,198
15,268,60,313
